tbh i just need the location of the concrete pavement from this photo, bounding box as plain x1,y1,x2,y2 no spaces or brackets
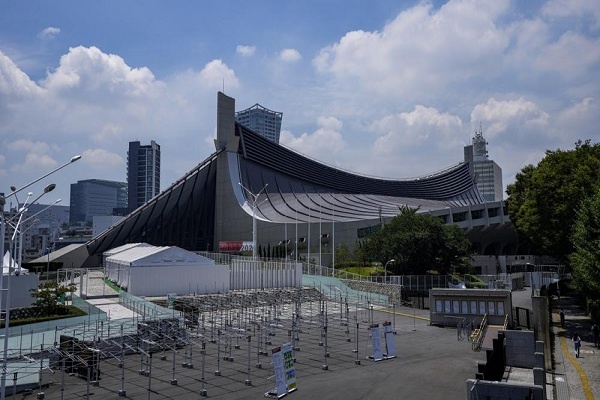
27,302,487,400
552,288,599,400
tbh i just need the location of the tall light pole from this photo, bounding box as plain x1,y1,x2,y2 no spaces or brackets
238,182,268,259
16,198,61,275
384,259,396,284
0,154,81,398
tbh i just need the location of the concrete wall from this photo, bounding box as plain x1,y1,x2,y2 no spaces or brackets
531,295,551,370
1,273,39,308
504,330,535,368
466,380,544,400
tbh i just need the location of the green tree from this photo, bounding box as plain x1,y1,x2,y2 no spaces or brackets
570,188,600,320
506,140,600,261
30,281,77,316
362,210,472,275
335,243,352,266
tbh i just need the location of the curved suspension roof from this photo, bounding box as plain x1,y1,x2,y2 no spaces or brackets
233,123,483,223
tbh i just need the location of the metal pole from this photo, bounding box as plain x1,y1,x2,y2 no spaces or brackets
200,340,207,396
245,335,252,385
119,324,126,397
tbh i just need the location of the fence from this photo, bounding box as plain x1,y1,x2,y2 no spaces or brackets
118,292,181,320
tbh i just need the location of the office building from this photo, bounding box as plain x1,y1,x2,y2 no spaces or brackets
464,127,503,202
235,103,283,143
127,140,161,212
69,179,127,223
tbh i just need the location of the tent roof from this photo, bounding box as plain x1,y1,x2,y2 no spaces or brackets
103,242,150,258
106,245,215,267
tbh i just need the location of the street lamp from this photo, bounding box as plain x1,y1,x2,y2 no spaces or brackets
238,182,268,259
384,259,396,284
0,154,81,398
16,198,61,275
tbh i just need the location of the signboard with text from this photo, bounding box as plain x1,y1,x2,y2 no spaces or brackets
218,241,253,253
282,342,297,392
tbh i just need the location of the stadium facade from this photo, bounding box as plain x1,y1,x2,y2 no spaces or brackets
59,92,517,268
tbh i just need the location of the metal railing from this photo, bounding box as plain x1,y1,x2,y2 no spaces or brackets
471,313,488,351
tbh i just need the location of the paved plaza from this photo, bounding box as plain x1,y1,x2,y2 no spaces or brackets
22,296,485,400
5,283,598,400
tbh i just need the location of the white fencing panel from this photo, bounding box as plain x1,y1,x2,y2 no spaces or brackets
230,260,301,290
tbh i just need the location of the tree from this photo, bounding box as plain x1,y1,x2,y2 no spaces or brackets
334,243,352,266
506,140,600,261
570,188,600,320
30,281,77,316
362,210,472,275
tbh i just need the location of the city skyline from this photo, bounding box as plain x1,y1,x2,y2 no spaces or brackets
1,0,599,205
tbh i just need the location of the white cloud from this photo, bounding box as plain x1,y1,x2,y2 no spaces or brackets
38,27,61,40
533,32,600,79
313,1,510,99
542,0,600,28
43,46,160,98
371,106,463,151
0,50,43,96
198,59,239,90
81,148,124,171
279,48,302,63
236,45,256,57
470,98,549,139
280,116,346,161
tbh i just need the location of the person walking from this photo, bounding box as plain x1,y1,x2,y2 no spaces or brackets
572,332,581,358
592,323,600,348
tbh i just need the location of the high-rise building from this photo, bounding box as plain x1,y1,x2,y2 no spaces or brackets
127,140,161,212
69,179,127,223
464,127,503,201
235,103,282,143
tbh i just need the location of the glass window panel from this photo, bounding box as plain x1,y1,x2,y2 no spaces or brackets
444,300,451,313
497,302,504,315
436,300,443,312
479,301,486,314
453,301,460,314
470,301,478,314
488,301,495,315
461,300,469,314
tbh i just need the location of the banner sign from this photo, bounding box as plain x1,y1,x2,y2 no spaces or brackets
282,342,297,392
369,323,383,361
271,346,287,397
383,321,396,357
218,241,253,252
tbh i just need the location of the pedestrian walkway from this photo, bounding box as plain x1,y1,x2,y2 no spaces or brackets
552,288,599,400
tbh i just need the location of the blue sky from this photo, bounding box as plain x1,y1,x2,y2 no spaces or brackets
1,0,599,207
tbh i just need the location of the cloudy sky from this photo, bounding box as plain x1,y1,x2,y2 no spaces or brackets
1,0,599,207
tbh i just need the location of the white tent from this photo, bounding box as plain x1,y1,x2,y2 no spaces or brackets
103,243,151,281
3,251,28,275
104,244,229,297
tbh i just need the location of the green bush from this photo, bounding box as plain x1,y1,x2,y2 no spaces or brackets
1,306,86,328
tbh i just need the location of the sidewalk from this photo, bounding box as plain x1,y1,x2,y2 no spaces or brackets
552,288,599,400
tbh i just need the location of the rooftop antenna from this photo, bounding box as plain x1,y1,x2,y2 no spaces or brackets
222,78,225,93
